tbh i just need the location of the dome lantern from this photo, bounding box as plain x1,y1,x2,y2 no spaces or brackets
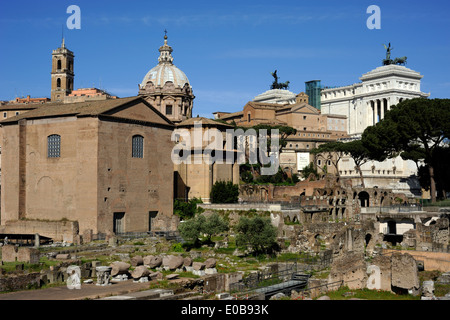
138,32,195,123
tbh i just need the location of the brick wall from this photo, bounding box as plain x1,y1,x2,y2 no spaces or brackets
1,245,40,264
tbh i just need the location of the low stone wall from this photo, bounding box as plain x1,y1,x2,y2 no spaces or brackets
0,272,41,292
383,249,450,272
1,245,40,264
204,272,243,292
198,203,282,212
239,180,327,203
0,219,79,243
328,251,420,294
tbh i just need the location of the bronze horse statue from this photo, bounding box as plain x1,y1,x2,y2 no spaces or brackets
394,56,407,65
270,70,290,90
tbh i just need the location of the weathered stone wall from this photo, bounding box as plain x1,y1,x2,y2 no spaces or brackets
97,118,174,234
367,255,392,291
327,251,421,294
0,272,41,292
0,220,79,243
383,249,450,272
204,273,243,293
239,179,327,203
390,252,419,294
1,245,40,264
328,252,367,289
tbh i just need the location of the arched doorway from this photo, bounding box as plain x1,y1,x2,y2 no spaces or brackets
358,191,370,207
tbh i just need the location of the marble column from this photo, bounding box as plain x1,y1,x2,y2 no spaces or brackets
373,100,378,124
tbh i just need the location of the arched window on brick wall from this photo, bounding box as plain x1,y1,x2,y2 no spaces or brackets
132,135,144,158
47,134,61,158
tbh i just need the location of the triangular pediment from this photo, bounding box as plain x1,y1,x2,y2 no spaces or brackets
102,98,173,126
276,102,320,115
291,103,320,114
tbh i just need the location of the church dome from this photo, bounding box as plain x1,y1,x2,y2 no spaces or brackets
139,35,191,89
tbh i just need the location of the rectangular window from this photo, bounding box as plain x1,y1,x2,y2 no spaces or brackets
166,105,173,115
3,112,6,118
132,135,144,158
47,134,61,158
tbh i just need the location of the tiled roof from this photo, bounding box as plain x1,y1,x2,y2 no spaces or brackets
177,117,234,128
0,96,141,124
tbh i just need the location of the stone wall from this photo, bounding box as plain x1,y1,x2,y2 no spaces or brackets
0,272,41,292
1,245,40,264
328,251,421,294
203,272,243,292
239,179,327,203
0,219,79,243
328,252,367,290
383,249,450,272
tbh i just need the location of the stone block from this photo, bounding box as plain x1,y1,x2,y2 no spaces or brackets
131,255,144,267
162,255,184,270
391,253,419,292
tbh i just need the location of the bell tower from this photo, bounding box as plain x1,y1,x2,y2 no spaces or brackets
51,38,74,102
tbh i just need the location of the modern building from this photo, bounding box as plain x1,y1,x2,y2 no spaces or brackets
11,96,50,104
305,80,322,111
64,88,118,103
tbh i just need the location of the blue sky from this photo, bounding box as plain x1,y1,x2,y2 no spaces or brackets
0,0,449,118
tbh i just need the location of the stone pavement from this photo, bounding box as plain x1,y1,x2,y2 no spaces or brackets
0,280,152,300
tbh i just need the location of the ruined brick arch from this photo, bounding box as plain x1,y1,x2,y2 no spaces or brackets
358,191,370,207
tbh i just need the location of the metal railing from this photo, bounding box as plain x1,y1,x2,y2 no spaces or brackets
229,253,333,295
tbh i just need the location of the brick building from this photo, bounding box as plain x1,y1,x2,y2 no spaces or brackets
0,96,176,240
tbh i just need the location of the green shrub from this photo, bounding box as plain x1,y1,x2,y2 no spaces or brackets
235,216,278,254
174,197,203,220
210,181,239,203
178,213,229,247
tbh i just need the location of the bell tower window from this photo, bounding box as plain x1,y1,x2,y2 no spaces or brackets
57,78,61,88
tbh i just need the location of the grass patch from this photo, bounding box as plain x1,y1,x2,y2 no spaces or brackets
322,286,419,300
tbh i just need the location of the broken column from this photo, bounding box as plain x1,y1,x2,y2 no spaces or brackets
96,266,112,286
